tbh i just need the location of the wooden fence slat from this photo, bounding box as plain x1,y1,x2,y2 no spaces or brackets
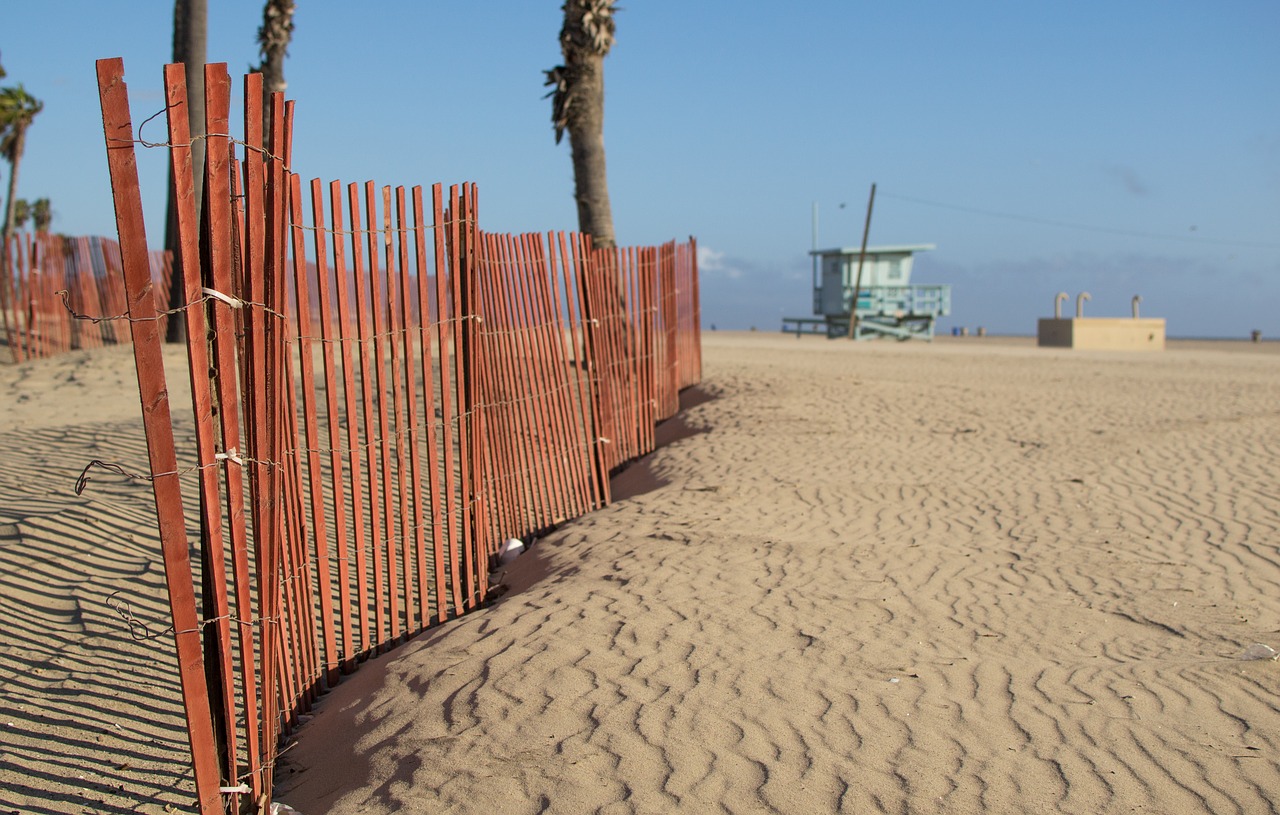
460,185,487,603
592,247,624,470
685,238,703,386
427,186,455,622
640,246,658,454
443,186,467,616
12,234,28,361
19,236,35,360
0,235,15,358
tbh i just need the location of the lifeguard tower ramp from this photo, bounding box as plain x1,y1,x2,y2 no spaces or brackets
783,244,951,340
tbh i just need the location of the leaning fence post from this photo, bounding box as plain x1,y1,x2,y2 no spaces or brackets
95,56,224,815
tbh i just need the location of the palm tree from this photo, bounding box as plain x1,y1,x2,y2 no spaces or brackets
1,85,42,250
12,198,29,230
1,86,43,338
32,198,51,233
252,0,296,126
164,0,207,342
545,0,618,249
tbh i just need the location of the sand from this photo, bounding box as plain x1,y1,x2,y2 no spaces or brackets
0,344,198,814
3,334,1279,814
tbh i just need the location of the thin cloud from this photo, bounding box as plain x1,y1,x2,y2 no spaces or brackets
697,245,744,279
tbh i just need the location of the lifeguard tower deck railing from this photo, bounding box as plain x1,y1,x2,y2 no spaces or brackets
782,244,951,340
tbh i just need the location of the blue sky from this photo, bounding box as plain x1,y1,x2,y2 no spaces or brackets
4,1,1277,336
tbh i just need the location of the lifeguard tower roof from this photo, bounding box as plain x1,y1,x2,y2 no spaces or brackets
810,244,936,257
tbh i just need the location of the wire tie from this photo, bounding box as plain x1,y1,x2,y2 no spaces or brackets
215,448,245,465
202,287,245,309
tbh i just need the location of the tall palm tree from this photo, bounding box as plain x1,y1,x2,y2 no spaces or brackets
545,0,618,249
252,0,296,126
1,85,42,248
0,84,42,352
164,0,207,341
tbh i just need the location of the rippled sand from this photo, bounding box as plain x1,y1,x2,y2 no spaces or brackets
3,335,1277,813
273,333,1280,814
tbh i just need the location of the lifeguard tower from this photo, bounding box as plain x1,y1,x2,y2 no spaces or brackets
783,244,951,340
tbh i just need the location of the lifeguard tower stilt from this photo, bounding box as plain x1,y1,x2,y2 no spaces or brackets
782,244,952,340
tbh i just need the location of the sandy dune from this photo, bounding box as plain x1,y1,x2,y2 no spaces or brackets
3,334,1279,814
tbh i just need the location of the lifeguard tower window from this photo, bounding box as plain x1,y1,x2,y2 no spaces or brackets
783,244,952,340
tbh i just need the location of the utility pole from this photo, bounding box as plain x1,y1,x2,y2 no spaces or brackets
847,182,876,340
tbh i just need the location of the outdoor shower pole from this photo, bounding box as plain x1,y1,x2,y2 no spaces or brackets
811,201,820,308
847,182,876,339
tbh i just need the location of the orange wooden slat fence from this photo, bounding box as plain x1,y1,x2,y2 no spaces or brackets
95,58,701,814
1,231,173,362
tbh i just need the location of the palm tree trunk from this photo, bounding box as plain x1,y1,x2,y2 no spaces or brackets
549,0,618,250
0,127,24,355
254,0,296,126
1,127,23,247
567,51,615,249
164,0,207,342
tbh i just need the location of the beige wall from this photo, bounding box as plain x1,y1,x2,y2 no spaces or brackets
1037,318,1166,350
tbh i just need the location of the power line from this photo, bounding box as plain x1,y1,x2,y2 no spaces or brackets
879,191,1280,250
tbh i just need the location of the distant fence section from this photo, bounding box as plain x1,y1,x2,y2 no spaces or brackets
0,232,173,361
94,58,701,814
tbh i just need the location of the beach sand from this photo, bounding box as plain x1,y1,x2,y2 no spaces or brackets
274,333,1280,814
0,344,197,814
3,334,1279,813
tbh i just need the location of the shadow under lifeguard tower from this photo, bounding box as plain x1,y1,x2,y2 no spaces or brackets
783,244,951,340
